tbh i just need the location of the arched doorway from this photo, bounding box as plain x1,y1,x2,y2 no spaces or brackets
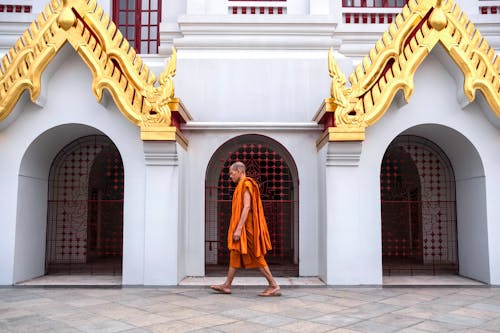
205,135,299,276
381,135,458,275
45,135,124,275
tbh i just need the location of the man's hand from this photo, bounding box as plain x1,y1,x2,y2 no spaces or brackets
233,228,242,242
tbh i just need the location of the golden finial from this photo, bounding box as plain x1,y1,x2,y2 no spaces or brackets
328,48,350,109
429,0,447,31
58,0,76,30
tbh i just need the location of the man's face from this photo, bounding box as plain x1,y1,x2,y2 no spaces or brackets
229,166,242,183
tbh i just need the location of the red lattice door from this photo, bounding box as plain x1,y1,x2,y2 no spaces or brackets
206,142,298,276
381,136,458,275
46,136,123,275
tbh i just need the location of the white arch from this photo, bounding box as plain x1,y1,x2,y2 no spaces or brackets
14,124,106,283
399,124,489,282
204,134,300,274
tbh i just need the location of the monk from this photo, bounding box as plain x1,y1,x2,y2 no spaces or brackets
210,161,281,296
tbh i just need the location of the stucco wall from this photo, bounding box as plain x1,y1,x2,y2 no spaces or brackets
175,54,330,123
0,47,147,285
181,128,321,277
356,50,498,284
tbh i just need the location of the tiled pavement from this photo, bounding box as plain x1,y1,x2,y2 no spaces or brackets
1,283,500,332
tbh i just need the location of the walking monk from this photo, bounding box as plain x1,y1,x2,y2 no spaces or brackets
210,161,281,296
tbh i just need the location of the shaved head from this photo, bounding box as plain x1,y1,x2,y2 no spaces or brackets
230,161,246,173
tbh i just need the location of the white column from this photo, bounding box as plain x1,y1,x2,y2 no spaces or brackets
143,141,180,285
322,141,373,285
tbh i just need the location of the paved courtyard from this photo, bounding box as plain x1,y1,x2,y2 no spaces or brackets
1,284,500,332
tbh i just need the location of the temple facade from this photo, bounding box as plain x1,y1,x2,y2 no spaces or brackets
0,0,499,286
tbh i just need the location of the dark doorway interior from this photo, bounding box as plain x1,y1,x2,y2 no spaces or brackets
46,135,123,275
381,135,458,276
206,136,299,277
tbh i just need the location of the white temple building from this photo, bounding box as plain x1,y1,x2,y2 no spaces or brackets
0,0,499,286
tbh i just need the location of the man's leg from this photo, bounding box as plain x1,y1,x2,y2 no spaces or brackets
224,267,237,288
210,266,237,294
258,266,280,296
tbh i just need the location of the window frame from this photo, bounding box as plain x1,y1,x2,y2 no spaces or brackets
112,0,162,54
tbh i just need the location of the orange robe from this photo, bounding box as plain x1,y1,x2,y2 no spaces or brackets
227,177,272,269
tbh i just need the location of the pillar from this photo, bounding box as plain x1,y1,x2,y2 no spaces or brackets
143,141,181,285
321,141,381,285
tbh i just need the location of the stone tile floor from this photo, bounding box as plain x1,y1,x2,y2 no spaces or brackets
2,280,500,332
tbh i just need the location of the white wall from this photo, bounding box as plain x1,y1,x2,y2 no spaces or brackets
178,143,188,281
358,51,496,284
321,141,382,285
0,47,147,285
175,55,330,122
14,176,47,282
14,124,107,282
181,128,321,277
317,144,327,282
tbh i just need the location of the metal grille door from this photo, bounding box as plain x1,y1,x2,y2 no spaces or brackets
46,136,123,275
381,136,458,275
206,140,298,276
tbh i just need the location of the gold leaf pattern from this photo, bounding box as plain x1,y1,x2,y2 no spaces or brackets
0,0,177,135
326,0,500,140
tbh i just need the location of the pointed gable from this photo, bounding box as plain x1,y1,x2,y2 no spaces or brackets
0,0,190,144
315,0,500,144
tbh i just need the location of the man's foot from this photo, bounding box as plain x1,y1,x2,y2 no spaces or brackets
258,285,281,297
210,284,232,294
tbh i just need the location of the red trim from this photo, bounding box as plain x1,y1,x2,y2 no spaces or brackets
480,6,500,14
343,0,408,8
170,112,182,130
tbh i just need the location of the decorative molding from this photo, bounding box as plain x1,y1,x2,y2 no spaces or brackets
174,15,339,50
183,121,322,131
143,141,179,166
325,141,363,167
0,0,191,142
316,0,500,143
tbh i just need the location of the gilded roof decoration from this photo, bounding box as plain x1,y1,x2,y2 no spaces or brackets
316,0,500,143
0,0,190,142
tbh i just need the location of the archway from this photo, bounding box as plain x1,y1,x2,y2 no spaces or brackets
381,135,458,275
205,134,299,276
45,135,124,275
